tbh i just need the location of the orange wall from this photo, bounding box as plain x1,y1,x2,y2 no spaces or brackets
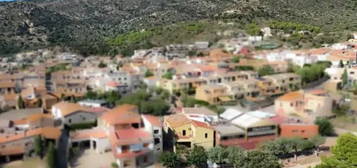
280,124,318,139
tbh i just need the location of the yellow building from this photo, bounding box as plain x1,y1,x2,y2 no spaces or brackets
195,84,232,105
164,114,215,150
262,73,301,93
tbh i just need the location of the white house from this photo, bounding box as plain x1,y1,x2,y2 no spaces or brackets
51,102,98,126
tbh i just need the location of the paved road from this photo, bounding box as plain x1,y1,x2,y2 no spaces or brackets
57,129,69,168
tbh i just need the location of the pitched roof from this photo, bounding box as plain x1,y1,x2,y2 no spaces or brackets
0,81,16,88
0,127,61,144
13,113,53,125
191,120,212,129
165,114,192,128
276,91,304,101
52,102,88,116
101,104,140,125
110,128,152,146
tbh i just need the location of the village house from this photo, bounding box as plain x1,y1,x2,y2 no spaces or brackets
142,115,163,156
98,105,156,168
262,73,301,93
0,127,61,162
0,81,16,95
195,84,232,105
275,90,336,121
51,102,97,127
164,114,215,150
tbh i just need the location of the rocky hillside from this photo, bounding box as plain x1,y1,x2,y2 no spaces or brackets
0,0,356,56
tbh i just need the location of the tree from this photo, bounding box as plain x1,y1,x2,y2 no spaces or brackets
309,135,326,148
145,70,154,77
244,151,281,168
34,136,43,158
316,133,357,168
98,61,107,68
245,23,261,36
37,98,43,108
162,71,174,80
140,98,169,116
261,138,293,157
232,56,240,63
46,142,56,168
159,152,181,168
208,146,229,165
226,146,245,168
84,91,98,99
111,162,119,168
339,60,344,68
342,68,348,87
258,65,275,76
105,91,121,106
315,118,335,136
187,145,208,168
17,96,25,109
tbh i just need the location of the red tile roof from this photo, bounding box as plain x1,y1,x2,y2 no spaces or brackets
110,128,152,146
70,128,107,140
101,104,140,125
192,120,212,129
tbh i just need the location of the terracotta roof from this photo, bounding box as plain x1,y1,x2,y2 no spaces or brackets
13,113,52,125
70,128,107,140
1,93,18,101
0,81,16,88
52,102,88,116
143,115,162,127
0,127,60,144
276,91,304,101
308,89,327,96
191,120,212,129
0,146,25,156
110,128,152,146
101,104,140,125
106,81,121,87
165,114,192,128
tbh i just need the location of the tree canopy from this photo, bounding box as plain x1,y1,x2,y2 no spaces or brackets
159,152,182,168
258,65,275,76
187,145,208,168
315,118,335,136
316,133,357,168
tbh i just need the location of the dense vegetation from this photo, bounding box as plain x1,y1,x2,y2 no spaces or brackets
160,145,281,168
316,133,357,168
0,0,356,56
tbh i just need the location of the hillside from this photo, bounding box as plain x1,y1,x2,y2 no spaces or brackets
0,0,356,56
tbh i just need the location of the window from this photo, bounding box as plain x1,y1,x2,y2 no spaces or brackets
154,130,159,134
122,145,130,153
182,130,186,136
68,119,72,123
144,143,149,148
205,133,208,138
154,138,160,145
123,160,130,167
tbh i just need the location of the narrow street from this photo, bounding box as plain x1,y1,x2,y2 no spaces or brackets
57,129,69,168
